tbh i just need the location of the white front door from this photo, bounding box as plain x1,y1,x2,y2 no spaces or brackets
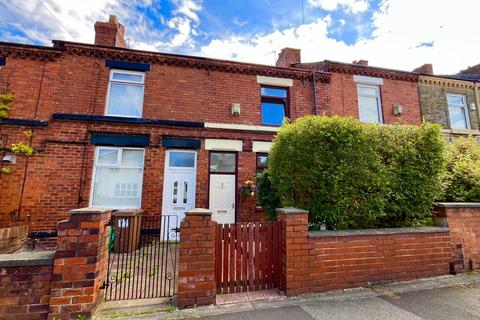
163,150,197,240
209,174,236,224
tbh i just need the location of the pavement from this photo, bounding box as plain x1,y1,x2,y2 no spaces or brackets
93,273,480,320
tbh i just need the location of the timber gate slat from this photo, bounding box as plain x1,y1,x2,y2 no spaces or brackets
215,221,281,294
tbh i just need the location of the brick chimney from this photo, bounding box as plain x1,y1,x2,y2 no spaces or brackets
352,60,368,66
94,15,128,48
413,63,433,75
276,48,301,67
459,63,480,74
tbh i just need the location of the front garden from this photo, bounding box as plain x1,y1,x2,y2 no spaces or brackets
257,115,480,230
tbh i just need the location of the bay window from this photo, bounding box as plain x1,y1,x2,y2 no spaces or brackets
91,147,145,208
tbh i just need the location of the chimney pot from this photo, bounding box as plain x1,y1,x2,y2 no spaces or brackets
353,60,368,66
413,63,433,75
94,15,128,48
276,48,301,67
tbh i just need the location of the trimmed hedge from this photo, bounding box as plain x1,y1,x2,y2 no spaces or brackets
268,116,444,230
441,136,480,202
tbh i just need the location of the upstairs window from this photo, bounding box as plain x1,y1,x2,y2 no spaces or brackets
91,147,145,208
357,84,383,123
447,94,470,129
261,86,288,126
106,70,145,118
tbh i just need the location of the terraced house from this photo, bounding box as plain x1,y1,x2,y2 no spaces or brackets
0,16,434,237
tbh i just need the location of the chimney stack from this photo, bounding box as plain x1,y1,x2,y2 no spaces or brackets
94,15,128,48
353,60,368,66
459,63,480,74
276,48,301,67
413,63,433,75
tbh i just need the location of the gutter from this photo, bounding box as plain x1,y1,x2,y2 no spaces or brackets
312,71,318,115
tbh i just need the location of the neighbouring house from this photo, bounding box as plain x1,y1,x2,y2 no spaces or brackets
277,48,422,125
0,16,425,237
414,63,480,143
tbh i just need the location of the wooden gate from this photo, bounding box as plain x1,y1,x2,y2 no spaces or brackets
215,221,282,294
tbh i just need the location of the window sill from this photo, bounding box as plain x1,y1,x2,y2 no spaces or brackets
442,128,480,135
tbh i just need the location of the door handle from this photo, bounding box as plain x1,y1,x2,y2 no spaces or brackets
232,203,235,209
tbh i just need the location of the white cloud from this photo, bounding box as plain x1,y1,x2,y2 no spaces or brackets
308,0,369,13
201,0,480,74
172,0,201,23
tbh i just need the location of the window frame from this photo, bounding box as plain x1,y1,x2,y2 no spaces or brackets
260,85,289,127
446,93,471,129
105,69,145,118
256,153,269,174
90,146,145,209
356,84,383,124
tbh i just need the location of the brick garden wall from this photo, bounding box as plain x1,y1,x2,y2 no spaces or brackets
434,203,480,272
277,208,452,296
0,251,54,320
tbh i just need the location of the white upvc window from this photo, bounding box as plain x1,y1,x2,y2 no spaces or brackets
357,84,383,124
105,70,145,118
90,147,145,209
446,93,470,129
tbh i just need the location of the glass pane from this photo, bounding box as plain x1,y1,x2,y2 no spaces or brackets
261,102,285,126
112,72,144,83
92,167,143,207
357,85,378,96
210,153,236,173
358,96,381,123
261,87,287,98
107,83,144,117
447,95,465,106
172,181,178,204
169,152,195,167
449,106,468,129
121,149,144,167
183,182,188,204
97,149,118,165
257,155,269,168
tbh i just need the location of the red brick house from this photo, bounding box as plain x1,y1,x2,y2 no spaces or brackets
0,17,422,236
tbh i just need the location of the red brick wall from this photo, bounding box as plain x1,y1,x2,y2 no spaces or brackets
277,208,452,296
325,73,422,124
434,203,480,272
178,209,217,308
0,263,53,320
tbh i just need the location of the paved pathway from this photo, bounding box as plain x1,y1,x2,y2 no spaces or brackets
94,274,480,320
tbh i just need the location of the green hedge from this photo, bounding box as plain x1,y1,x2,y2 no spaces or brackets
268,116,444,230
441,136,480,202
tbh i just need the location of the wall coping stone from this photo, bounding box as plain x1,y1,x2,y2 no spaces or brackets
0,250,55,267
276,207,309,215
435,202,480,208
69,207,112,214
309,227,449,237
186,208,212,216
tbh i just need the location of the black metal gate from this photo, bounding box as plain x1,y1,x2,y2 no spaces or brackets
105,214,179,300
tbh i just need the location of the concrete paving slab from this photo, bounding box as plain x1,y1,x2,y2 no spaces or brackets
301,297,423,320
380,287,480,320
200,305,314,320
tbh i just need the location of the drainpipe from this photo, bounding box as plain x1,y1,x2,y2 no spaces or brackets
474,81,480,128
312,70,318,115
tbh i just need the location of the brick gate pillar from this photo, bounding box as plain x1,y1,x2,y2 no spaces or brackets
49,207,112,320
276,207,309,296
177,208,217,308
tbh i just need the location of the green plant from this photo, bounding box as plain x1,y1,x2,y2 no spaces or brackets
268,115,444,230
1,167,13,174
165,305,176,313
75,315,87,320
9,141,35,156
0,92,13,119
440,136,480,202
256,170,281,221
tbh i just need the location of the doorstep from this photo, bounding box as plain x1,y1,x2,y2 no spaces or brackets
216,289,286,305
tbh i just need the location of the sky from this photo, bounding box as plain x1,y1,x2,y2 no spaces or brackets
0,0,478,74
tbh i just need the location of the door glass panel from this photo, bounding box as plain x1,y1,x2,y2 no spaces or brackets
169,152,195,167
172,181,178,204
210,153,236,173
183,181,188,204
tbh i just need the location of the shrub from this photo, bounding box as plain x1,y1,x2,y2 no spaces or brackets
441,136,480,202
268,116,444,230
256,170,281,221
